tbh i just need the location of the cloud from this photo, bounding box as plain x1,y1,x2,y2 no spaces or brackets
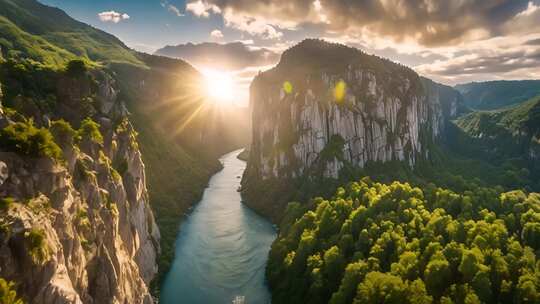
179,0,540,84
210,29,224,39
221,9,283,40
161,0,184,16
517,1,540,17
186,0,221,17
415,34,540,84
98,11,130,23
185,0,532,46
525,38,540,45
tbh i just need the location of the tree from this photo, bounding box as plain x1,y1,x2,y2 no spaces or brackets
407,279,433,304
354,272,407,304
329,262,368,304
323,246,345,292
424,254,451,297
65,59,87,77
522,222,540,250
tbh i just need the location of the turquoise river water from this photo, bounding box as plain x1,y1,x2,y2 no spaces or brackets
160,150,276,304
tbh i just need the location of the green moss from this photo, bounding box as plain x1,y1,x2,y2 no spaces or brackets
77,117,103,145
0,197,15,211
0,120,62,160
50,119,77,146
25,228,48,264
0,278,23,304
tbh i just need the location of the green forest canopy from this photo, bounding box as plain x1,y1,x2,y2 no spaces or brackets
267,178,540,304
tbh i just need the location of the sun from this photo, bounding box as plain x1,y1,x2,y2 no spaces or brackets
201,68,235,105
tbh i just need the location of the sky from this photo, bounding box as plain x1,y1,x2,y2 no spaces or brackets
40,0,540,89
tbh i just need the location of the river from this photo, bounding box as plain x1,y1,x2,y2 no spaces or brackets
160,150,276,304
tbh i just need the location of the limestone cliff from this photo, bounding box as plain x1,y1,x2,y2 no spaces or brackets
246,40,461,180
0,69,159,303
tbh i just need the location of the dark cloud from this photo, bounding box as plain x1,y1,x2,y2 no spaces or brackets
191,0,531,46
154,41,279,70
525,38,540,45
421,49,540,77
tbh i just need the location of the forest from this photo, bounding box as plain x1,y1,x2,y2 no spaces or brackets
267,177,540,303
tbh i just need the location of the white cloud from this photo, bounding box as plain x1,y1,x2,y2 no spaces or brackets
98,11,130,23
167,4,184,16
517,1,540,17
235,39,254,45
161,1,184,16
222,9,283,40
210,29,224,39
186,0,221,17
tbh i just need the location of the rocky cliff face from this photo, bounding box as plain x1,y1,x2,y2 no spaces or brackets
0,70,159,303
247,40,461,180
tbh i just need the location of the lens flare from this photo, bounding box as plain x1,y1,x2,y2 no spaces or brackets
334,80,347,103
201,68,234,105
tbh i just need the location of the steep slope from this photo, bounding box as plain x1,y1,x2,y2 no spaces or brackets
452,96,540,177
247,39,460,179
242,39,462,221
0,66,159,303
0,0,249,300
455,80,540,110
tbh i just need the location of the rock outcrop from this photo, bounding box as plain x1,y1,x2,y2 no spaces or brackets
0,71,160,303
246,40,462,180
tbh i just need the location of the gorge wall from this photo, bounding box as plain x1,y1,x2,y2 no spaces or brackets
246,40,462,181
0,69,159,303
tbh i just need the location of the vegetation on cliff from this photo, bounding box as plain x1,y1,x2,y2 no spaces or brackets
0,278,23,304
268,178,540,303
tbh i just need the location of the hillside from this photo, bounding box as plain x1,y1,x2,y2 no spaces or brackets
450,96,540,182
0,0,142,66
0,0,249,300
455,80,540,110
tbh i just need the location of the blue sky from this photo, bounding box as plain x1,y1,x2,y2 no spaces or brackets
39,0,540,86
40,0,235,53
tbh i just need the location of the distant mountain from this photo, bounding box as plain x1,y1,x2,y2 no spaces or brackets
455,80,540,110
453,95,540,164
155,41,279,70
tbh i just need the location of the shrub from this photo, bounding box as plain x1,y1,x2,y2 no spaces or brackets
114,158,128,176
65,59,87,77
0,278,23,304
0,197,15,211
0,120,62,160
25,228,48,264
78,118,103,144
50,119,77,146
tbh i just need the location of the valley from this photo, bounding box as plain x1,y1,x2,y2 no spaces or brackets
0,1,539,304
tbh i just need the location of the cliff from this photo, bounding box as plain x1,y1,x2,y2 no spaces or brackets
246,40,461,181
0,67,160,303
